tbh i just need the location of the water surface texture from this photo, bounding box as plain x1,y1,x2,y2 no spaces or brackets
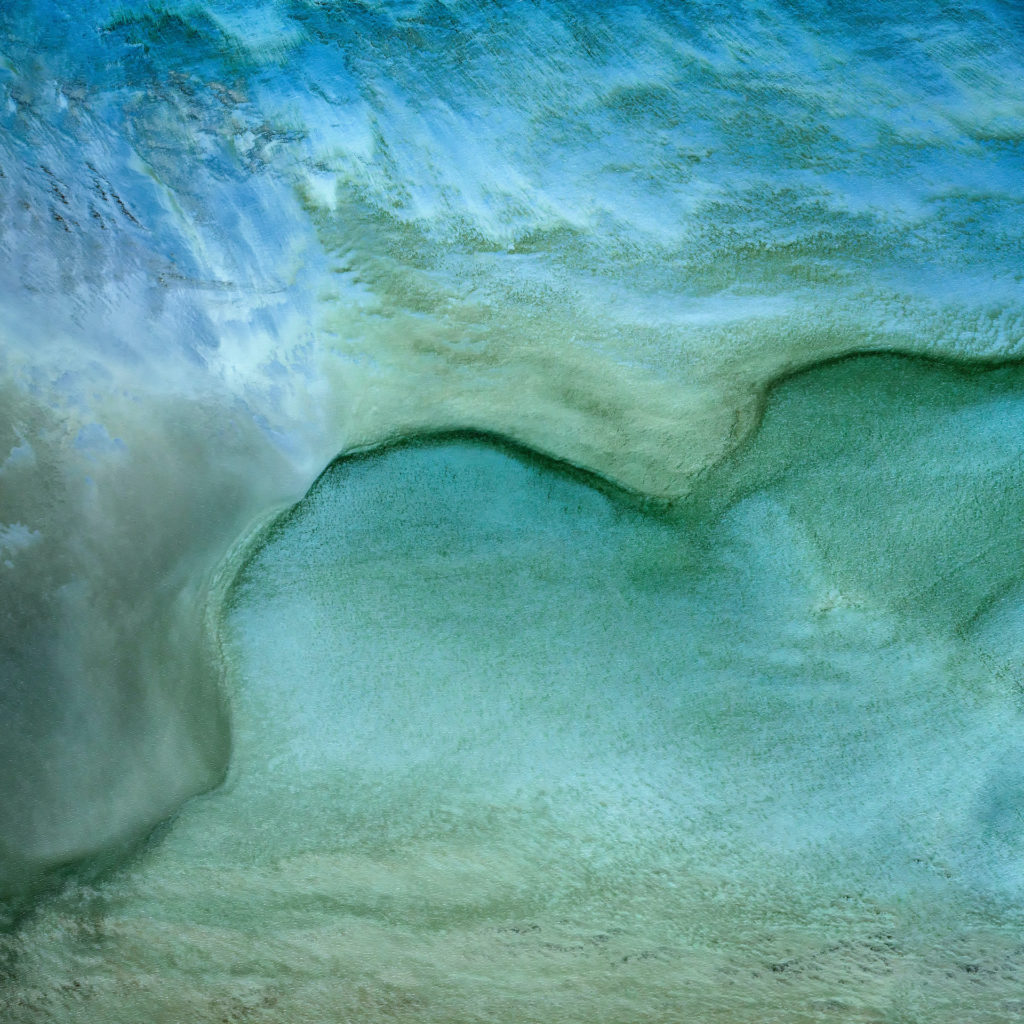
2,0,1024,1019
5,356,1024,1022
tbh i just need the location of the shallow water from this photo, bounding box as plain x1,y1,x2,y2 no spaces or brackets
4,355,1024,1022
3,0,1024,900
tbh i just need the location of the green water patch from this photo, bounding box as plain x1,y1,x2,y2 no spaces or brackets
4,354,1024,1022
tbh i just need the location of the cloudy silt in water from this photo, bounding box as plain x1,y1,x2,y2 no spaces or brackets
2,1,1024,1021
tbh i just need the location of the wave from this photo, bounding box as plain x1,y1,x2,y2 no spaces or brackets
1,0,1023,916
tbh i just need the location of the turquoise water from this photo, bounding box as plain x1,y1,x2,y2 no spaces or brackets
4,355,1024,1021
2,1,1024,1018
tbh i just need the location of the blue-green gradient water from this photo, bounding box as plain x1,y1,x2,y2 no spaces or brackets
5,356,1024,1022
2,0,1024,1020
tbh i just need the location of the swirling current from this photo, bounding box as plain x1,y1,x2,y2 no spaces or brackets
2,2,1024,1020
